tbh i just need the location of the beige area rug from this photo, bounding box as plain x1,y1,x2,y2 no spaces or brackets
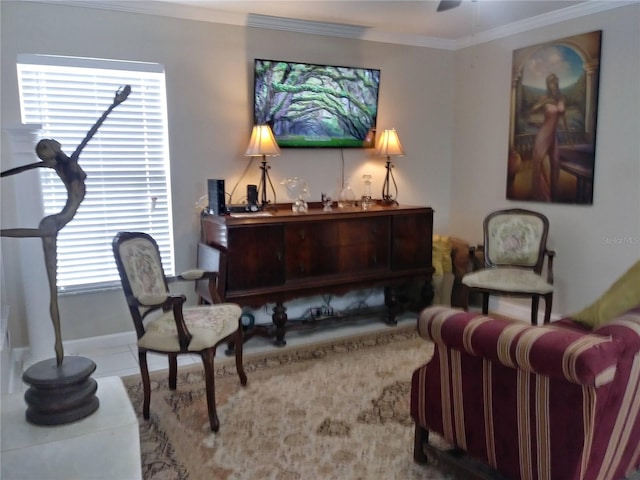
123,325,456,480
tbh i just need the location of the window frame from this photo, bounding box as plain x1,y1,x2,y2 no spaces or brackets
16,54,175,294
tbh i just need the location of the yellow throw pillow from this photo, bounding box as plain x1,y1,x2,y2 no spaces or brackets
441,235,452,274
432,235,445,276
573,260,640,328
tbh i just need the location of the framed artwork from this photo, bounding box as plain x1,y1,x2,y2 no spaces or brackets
507,30,602,205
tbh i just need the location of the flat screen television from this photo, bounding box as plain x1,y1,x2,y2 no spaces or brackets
253,59,380,148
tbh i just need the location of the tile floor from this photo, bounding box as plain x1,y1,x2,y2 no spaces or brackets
20,313,418,389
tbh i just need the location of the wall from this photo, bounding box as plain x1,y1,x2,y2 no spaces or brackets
0,1,454,351
2,2,638,356
449,3,640,314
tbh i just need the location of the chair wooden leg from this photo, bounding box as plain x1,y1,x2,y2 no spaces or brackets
543,293,553,324
201,349,220,432
138,350,151,420
531,297,540,325
482,293,489,314
414,424,429,463
461,285,470,312
168,353,178,390
235,326,247,386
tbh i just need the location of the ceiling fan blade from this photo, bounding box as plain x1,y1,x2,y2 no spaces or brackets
437,0,463,12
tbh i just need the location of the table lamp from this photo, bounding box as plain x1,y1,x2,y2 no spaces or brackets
245,124,281,207
374,128,405,205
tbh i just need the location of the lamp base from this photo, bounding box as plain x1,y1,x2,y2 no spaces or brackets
261,201,278,212
259,158,278,210
381,159,399,206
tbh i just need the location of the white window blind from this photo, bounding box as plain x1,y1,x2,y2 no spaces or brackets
17,55,174,293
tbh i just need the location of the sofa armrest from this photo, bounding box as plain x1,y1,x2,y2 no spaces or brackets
418,306,626,387
592,307,640,352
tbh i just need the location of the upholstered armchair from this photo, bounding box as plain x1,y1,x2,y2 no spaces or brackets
112,231,247,432
462,209,555,324
410,304,640,480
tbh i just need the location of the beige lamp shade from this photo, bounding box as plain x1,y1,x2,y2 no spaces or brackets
374,129,405,157
245,125,281,157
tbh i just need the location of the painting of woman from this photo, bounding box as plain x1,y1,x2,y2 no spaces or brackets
507,31,601,204
530,73,569,201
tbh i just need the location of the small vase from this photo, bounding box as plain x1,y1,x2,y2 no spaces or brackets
361,174,373,210
292,197,308,213
338,178,356,208
321,193,333,211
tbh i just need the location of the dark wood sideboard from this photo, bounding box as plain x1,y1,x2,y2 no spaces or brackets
198,204,434,345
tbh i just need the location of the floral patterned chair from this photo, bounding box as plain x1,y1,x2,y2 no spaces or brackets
462,209,555,325
112,231,247,432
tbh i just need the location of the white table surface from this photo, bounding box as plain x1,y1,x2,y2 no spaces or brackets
1,376,141,480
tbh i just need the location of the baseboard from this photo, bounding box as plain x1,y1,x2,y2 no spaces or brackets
63,330,138,352
14,330,137,366
490,298,562,323
1,308,23,395
2,351,22,395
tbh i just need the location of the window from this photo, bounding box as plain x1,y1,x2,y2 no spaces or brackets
17,55,174,293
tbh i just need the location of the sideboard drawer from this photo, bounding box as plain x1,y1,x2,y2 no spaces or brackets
226,225,284,290
391,212,432,270
284,217,389,279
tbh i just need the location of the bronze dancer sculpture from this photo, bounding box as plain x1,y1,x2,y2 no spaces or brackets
1,85,131,367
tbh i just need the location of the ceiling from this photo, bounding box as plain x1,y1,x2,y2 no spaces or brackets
161,0,586,39
58,0,632,48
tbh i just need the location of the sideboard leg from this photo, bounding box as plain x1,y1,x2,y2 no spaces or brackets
421,278,435,308
272,302,288,347
384,286,398,325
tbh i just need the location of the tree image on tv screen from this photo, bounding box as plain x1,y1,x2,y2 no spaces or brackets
254,60,380,147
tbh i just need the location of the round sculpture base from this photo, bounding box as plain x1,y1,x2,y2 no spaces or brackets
22,356,99,426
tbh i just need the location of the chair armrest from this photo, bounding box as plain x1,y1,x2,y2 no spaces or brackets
418,306,625,387
165,294,193,350
170,269,218,281
177,269,205,280
133,293,194,350
167,267,223,304
167,269,208,282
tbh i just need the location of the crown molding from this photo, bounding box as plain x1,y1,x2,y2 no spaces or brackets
26,0,637,51
245,13,460,49
361,30,459,50
454,0,637,49
29,0,251,27
246,13,368,39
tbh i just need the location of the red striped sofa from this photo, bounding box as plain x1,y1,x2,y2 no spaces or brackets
411,305,640,480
